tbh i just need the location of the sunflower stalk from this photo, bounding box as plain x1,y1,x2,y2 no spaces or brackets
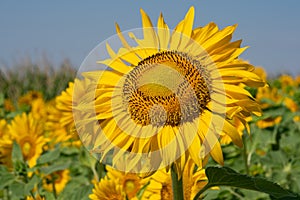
171,164,184,200
52,175,58,199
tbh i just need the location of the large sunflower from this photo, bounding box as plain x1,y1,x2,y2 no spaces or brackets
74,7,264,174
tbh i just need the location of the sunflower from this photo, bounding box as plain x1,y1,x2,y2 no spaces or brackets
56,81,77,130
56,78,95,131
0,119,7,137
4,99,15,112
256,86,281,109
146,159,209,200
253,67,267,82
294,116,300,123
284,97,298,112
43,169,70,194
279,74,296,89
75,7,264,174
45,100,81,147
106,166,149,199
31,98,47,120
256,116,282,129
0,113,48,168
0,119,10,166
89,178,126,200
18,91,43,108
26,195,45,200
220,116,251,145
296,75,300,86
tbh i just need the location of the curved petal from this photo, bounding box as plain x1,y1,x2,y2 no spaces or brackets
140,9,159,49
157,13,170,50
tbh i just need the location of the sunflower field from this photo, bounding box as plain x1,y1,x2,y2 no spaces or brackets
1,7,300,200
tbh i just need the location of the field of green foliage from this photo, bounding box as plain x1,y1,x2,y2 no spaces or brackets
0,62,299,200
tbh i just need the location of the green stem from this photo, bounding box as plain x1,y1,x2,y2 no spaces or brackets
242,134,249,175
5,187,10,200
91,163,99,182
52,175,57,199
96,162,106,179
171,164,184,200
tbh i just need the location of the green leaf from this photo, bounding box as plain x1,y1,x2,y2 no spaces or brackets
136,181,150,200
60,146,80,156
12,141,27,173
9,181,26,200
0,166,15,189
39,160,71,175
12,141,23,163
194,166,299,200
40,191,56,200
0,93,4,106
24,174,41,195
37,146,60,164
58,183,93,200
79,147,97,168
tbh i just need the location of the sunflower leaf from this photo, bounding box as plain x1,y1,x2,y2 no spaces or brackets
9,181,26,199
0,166,16,189
12,141,27,173
12,141,23,163
37,145,61,165
39,160,71,175
24,174,41,195
194,166,299,200
136,181,150,200
58,183,93,200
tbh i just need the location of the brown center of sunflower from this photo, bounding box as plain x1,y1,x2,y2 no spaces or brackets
122,51,211,127
161,183,173,200
122,175,140,198
20,137,35,159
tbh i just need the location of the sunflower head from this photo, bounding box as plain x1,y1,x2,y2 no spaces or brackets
73,6,265,174
43,169,70,194
18,91,43,108
89,178,126,200
0,113,48,168
106,166,149,198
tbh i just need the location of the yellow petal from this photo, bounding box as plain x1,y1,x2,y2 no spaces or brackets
211,47,248,63
181,6,195,38
99,59,131,74
209,141,224,165
97,43,132,74
178,6,195,49
140,8,159,49
115,23,149,59
157,13,170,50
221,118,243,148
157,126,177,166
170,7,195,51
192,22,218,44
115,23,131,49
128,32,159,56
219,60,253,68
202,25,237,51
170,20,184,50
224,84,253,98
209,39,242,55
117,48,141,66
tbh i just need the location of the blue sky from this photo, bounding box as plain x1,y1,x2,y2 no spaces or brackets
1,1,300,76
